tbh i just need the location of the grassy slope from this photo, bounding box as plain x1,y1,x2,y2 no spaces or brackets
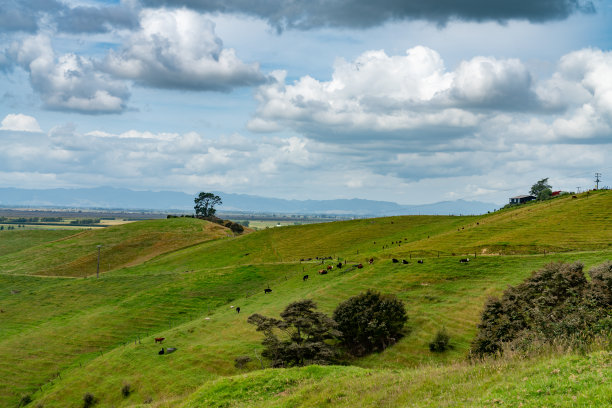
1,191,610,407
400,190,612,256
0,229,76,257
180,351,611,408
0,218,232,277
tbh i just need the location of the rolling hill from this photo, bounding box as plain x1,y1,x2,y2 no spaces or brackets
0,190,610,407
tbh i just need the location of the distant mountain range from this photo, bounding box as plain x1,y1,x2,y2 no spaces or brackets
0,187,499,216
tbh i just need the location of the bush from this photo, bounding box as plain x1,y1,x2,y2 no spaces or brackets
121,383,132,398
83,392,96,408
333,290,407,356
470,261,612,357
19,394,32,406
234,355,252,368
247,299,340,367
429,328,452,352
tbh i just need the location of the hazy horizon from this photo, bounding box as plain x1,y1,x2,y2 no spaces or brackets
1,0,610,205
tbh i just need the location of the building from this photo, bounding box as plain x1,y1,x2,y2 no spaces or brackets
509,195,536,204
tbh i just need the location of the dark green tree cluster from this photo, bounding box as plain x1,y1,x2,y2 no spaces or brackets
471,261,612,357
247,291,408,367
333,290,408,356
247,299,341,367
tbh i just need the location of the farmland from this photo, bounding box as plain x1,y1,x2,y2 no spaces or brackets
0,190,610,407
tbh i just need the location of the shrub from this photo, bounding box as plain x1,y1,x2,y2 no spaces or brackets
470,261,612,357
19,394,32,406
247,299,340,367
234,355,252,368
333,290,407,356
121,383,132,398
83,392,96,408
429,328,452,352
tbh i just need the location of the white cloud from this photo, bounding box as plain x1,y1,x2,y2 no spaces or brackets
248,46,540,142
0,113,42,132
250,46,612,153
103,8,265,90
10,35,129,114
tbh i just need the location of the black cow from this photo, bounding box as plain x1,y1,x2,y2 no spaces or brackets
337,263,343,268
402,259,409,264
236,307,240,314
158,348,165,355
303,274,309,281
459,258,470,263
392,258,399,263
417,260,424,264
264,288,272,294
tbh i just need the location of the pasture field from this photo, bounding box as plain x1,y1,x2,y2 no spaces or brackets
0,190,610,407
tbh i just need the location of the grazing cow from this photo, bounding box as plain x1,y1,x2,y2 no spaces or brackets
236,307,240,314
327,265,333,270
155,337,165,344
337,263,343,269
318,269,327,275
572,195,578,199
392,258,399,263
303,274,309,281
459,258,470,263
402,259,409,264
158,348,165,355
264,288,272,294
417,260,424,264
369,258,374,264
166,347,177,354
357,264,363,269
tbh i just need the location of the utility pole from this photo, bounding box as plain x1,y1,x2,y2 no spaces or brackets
96,245,102,278
595,172,601,190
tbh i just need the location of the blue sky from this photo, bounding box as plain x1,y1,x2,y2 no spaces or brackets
1,0,611,205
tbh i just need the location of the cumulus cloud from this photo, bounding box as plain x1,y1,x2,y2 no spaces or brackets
248,46,538,141
8,35,130,114
140,0,595,30
249,46,612,151
103,8,265,90
0,113,42,132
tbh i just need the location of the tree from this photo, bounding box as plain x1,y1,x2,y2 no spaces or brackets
333,290,408,356
247,299,341,367
194,192,222,217
530,178,552,201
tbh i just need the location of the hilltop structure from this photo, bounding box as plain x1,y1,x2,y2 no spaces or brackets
508,195,535,204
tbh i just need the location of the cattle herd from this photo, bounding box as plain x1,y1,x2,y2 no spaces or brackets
154,241,474,356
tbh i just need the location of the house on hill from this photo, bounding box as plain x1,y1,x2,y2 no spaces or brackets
509,195,536,204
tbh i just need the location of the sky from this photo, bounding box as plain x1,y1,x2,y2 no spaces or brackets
0,0,611,205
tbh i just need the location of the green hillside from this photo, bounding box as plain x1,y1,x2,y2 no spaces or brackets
0,191,610,407
0,218,232,277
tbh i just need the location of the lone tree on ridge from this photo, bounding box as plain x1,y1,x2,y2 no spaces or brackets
194,192,222,217
530,178,552,201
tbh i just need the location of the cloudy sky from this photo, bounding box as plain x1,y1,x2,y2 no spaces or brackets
1,0,611,205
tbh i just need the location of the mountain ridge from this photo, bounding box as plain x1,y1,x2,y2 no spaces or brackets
0,186,498,215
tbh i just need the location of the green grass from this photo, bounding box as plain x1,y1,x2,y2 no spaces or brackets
0,217,232,277
0,191,610,407
0,229,77,256
181,350,611,408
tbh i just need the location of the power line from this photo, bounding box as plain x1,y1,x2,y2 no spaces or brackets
595,172,601,190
